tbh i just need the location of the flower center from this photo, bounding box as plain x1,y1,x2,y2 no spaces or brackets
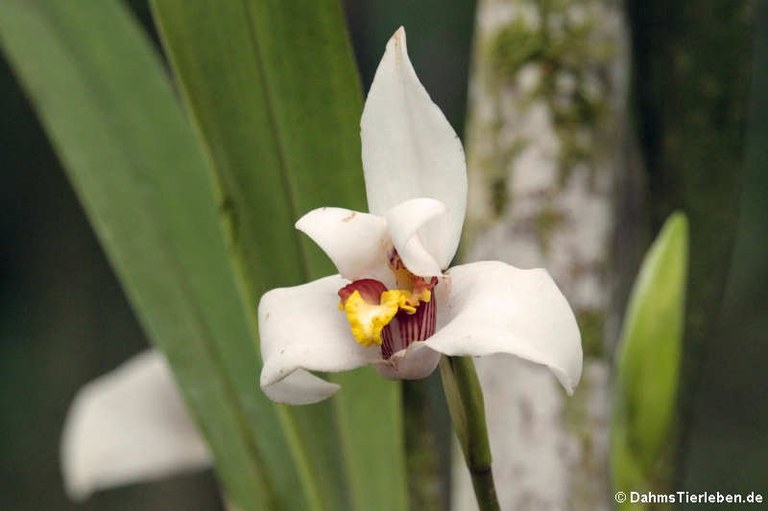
337,254,438,358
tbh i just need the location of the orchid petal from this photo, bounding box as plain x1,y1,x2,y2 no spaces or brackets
425,261,583,394
296,207,388,281
374,342,441,380
259,275,381,405
261,369,341,405
361,27,467,269
385,197,445,276
61,350,210,501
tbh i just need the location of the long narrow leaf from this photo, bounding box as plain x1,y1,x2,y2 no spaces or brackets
0,2,305,509
149,1,408,509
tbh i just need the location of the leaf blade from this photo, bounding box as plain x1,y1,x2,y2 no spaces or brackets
0,2,303,509
149,0,409,508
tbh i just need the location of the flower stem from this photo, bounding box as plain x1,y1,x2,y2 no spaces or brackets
439,356,500,511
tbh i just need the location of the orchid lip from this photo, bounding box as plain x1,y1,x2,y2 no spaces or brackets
337,260,439,361
382,277,438,360
381,298,436,360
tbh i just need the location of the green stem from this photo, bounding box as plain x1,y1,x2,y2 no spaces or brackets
439,356,500,511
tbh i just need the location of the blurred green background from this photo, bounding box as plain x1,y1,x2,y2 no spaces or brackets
1,1,766,510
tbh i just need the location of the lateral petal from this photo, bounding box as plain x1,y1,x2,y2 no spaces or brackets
61,350,210,501
385,197,445,277
425,261,583,394
296,207,389,281
361,27,467,269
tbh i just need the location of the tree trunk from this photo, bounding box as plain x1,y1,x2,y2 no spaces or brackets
455,0,634,509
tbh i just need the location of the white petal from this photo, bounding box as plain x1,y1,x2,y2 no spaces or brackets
425,261,583,394
61,350,210,501
296,207,389,281
374,342,441,380
261,369,341,405
361,27,467,269
385,197,445,276
259,275,380,405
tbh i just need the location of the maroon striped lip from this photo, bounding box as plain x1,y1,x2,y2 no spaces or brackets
338,247,440,359
381,284,437,359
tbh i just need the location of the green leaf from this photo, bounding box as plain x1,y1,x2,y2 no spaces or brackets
148,1,407,509
611,212,689,494
0,1,305,509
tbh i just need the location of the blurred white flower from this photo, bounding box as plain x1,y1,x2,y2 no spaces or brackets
61,351,210,500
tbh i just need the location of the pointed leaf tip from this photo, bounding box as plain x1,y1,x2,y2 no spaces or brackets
612,212,689,488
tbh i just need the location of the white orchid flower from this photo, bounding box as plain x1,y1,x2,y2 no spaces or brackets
258,27,582,405
60,27,582,500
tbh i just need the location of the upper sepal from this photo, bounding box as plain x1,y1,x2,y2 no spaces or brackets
361,27,467,270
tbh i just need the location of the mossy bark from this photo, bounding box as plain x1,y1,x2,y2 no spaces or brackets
456,0,633,509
